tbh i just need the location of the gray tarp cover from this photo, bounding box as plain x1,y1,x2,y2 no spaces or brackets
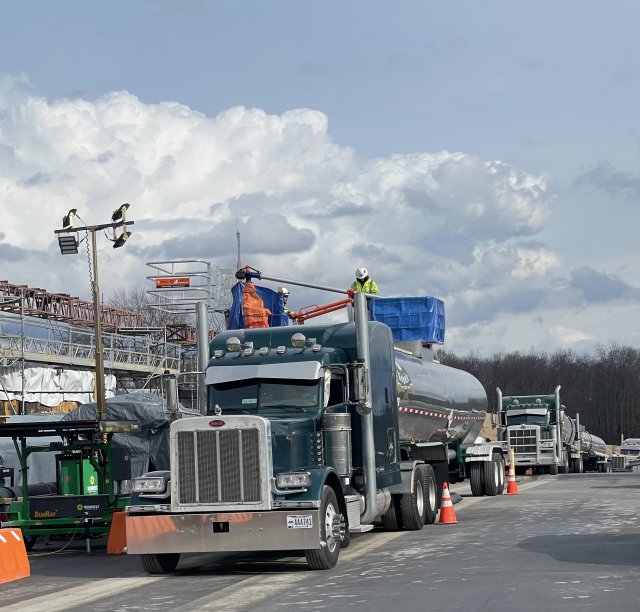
0,391,195,488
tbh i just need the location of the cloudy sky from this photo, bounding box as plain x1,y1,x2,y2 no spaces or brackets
1,1,639,356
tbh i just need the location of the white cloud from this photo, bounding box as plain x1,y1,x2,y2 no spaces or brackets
0,83,638,355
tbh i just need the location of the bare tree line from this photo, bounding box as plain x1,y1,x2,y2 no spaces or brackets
436,344,640,444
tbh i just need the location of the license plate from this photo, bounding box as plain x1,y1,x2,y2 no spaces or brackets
287,514,313,529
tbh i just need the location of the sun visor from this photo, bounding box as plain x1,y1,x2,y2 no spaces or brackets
206,361,322,385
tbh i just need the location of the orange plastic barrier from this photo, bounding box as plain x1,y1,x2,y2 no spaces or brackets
0,527,30,584
107,510,127,554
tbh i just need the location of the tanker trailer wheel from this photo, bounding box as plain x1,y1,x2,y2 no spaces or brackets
573,457,584,474
399,466,427,530
469,462,485,497
305,486,341,570
420,464,438,524
381,495,403,531
140,553,180,574
483,454,501,496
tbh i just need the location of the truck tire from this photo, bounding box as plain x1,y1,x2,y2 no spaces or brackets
24,535,38,551
420,464,438,525
572,457,584,474
483,454,501,496
559,451,570,474
141,553,180,574
469,462,484,497
497,457,506,494
381,495,403,531
399,466,426,530
305,486,341,570
549,463,559,476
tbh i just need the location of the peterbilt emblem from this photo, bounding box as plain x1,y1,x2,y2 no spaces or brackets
210,419,225,427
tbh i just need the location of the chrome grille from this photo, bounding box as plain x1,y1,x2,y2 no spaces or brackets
509,428,538,455
176,428,261,505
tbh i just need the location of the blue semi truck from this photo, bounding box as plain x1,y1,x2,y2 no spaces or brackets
125,271,506,572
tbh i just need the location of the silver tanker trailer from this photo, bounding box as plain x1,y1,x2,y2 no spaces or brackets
126,274,507,573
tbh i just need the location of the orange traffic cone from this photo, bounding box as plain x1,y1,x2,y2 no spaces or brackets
438,482,458,524
505,461,519,495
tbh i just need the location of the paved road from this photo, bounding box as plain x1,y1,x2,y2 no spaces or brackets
3,472,639,611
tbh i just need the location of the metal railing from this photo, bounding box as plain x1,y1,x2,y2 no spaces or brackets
0,312,180,374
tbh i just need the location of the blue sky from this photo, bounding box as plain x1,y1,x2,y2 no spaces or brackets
1,1,639,355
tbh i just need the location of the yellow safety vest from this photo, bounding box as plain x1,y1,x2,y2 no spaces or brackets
350,279,379,295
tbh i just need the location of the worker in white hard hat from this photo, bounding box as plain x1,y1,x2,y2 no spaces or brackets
278,287,297,321
350,267,379,295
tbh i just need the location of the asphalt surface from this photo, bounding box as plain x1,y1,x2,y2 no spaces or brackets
2,472,639,611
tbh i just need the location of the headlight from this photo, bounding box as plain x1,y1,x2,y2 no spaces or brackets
132,477,167,494
276,472,311,488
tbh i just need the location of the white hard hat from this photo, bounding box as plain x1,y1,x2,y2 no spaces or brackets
279,287,289,295
355,267,368,280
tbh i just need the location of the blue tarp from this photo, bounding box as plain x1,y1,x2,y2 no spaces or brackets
227,283,288,330
370,296,445,343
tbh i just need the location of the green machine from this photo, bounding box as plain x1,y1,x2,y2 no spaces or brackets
0,419,139,549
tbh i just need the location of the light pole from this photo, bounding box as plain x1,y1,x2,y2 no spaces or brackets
53,205,135,422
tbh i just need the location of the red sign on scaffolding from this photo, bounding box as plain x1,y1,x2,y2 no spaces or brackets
155,277,191,288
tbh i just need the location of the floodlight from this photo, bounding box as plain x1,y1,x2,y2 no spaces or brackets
58,234,79,255
112,231,131,249
111,203,130,222
62,208,78,229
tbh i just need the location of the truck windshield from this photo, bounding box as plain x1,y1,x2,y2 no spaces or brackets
506,414,548,426
209,378,321,415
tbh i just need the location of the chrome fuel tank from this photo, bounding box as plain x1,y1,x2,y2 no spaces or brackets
395,351,487,445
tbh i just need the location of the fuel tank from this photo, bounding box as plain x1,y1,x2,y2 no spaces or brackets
394,350,487,446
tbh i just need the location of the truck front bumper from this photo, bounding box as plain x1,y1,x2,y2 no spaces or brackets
514,455,555,466
125,511,321,554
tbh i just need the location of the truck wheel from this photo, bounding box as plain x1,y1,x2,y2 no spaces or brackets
497,457,506,494
572,458,584,474
483,454,501,496
420,464,438,524
549,463,559,476
305,486,341,570
381,495,403,531
469,463,484,497
399,466,426,530
140,553,180,574
24,535,38,551
559,452,570,474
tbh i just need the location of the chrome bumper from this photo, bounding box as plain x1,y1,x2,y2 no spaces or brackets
125,511,321,554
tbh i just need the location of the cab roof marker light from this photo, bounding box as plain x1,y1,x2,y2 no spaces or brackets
259,346,270,356
291,333,306,348
243,341,254,357
277,346,286,355
214,350,224,359
226,337,242,352
312,344,321,352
